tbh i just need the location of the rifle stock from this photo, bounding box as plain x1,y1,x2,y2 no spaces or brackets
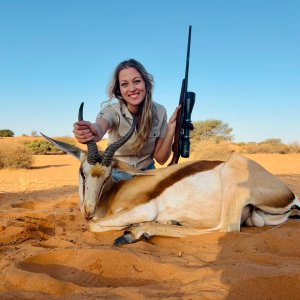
168,26,195,166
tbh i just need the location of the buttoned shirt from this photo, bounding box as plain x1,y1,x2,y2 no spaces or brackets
97,101,167,169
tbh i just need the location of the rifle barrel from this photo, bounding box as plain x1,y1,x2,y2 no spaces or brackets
184,25,192,94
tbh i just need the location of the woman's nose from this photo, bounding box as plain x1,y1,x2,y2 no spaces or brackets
129,83,136,91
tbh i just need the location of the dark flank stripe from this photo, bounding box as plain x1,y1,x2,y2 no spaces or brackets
145,160,223,200
106,160,224,209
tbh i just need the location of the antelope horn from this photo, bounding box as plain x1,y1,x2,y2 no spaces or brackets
79,102,101,165
102,116,137,167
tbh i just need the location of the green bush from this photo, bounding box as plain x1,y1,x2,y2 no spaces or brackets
24,138,75,155
0,129,14,137
24,140,61,154
0,144,33,169
191,119,233,144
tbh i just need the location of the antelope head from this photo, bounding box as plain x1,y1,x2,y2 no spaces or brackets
41,102,138,220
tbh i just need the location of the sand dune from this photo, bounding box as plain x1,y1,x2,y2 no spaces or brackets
0,150,300,299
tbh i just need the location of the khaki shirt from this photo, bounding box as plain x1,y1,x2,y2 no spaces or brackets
97,101,167,169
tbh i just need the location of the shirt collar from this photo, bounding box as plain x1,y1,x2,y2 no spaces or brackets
120,101,133,120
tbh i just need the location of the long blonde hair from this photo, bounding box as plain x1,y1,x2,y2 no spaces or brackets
107,59,154,152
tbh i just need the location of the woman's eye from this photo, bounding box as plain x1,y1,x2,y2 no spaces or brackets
121,82,128,87
134,80,141,84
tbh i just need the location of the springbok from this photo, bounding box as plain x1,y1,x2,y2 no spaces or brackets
42,103,299,245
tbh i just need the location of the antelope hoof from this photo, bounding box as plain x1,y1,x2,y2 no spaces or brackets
141,232,151,240
113,231,151,246
114,233,136,246
289,215,300,219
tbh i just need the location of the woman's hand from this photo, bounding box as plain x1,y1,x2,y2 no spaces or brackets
73,120,99,144
167,105,181,133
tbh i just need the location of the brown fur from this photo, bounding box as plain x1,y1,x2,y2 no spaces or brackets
42,132,297,240
101,160,224,214
147,160,223,200
245,158,295,208
91,164,106,177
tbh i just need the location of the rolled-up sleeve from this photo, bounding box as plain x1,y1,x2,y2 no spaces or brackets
97,105,119,128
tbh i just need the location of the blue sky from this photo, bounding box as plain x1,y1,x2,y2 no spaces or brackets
1,0,299,143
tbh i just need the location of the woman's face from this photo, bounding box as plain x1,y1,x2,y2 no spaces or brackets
118,67,146,113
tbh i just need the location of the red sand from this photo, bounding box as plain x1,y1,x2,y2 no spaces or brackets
0,148,300,299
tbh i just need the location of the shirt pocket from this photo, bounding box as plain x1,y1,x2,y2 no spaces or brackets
140,129,160,156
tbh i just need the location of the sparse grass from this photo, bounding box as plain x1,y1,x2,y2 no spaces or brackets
190,141,235,161
0,143,33,169
239,142,300,154
190,140,300,161
0,135,299,170
286,142,300,153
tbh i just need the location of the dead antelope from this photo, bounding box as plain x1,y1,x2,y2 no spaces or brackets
41,103,299,245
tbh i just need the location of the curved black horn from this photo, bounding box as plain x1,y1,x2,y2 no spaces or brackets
78,102,101,165
102,117,136,167
78,102,84,121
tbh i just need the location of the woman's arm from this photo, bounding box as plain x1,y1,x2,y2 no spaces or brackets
153,106,180,165
73,117,111,144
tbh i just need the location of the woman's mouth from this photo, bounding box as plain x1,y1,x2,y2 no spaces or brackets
129,93,140,99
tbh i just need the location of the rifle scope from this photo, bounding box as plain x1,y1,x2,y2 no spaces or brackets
180,91,196,158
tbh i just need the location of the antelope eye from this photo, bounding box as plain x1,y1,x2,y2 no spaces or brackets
80,169,85,180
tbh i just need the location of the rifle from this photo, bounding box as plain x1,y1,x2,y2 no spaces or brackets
168,25,196,165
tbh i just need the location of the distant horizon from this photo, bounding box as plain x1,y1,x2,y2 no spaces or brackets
4,132,299,145
1,1,299,144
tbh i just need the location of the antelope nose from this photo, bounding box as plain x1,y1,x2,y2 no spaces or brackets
84,210,94,220
291,205,300,211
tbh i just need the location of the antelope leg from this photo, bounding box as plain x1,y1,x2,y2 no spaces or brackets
114,221,219,245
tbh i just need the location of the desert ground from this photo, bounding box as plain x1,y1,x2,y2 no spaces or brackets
0,137,300,299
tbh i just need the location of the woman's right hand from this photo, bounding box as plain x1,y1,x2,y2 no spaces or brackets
73,120,99,144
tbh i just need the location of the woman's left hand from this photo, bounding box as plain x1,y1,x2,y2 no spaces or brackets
168,105,181,132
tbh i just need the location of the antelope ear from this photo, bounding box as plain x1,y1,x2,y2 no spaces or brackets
40,133,85,161
112,159,153,176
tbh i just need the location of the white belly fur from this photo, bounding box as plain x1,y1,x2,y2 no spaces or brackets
155,168,223,228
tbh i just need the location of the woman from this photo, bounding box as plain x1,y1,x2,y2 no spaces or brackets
73,59,179,181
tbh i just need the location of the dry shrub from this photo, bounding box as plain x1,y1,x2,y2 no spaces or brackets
0,143,33,169
240,143,292,154
191,141,235,161
289,142,300,153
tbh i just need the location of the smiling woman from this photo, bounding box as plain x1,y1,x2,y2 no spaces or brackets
73,59,180,181
118,67,146,113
